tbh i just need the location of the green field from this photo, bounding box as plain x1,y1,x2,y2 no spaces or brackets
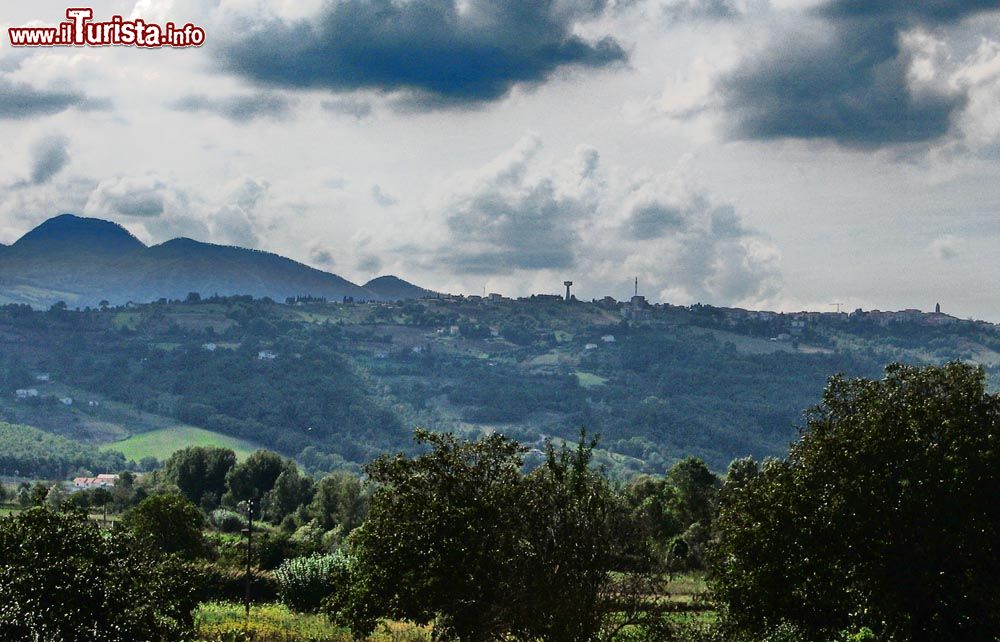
101,426,261,462
574,371,608,389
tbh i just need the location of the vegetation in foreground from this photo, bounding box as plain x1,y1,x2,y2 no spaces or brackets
0,362,996,641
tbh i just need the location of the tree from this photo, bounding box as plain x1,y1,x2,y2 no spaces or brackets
225,450,287,503
123,493,207,559
0,507,199,641
307,471,368,532
267,465,315,524
163,446,236,508
665,457,719,529
517,434,640,642
330,430,529,640
331,430,634,642
710,363,1000,642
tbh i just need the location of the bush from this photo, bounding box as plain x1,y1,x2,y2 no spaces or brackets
275,552,352,613
0,507,200,641
195,601,349,642
195,562,279,604
211,509,244,533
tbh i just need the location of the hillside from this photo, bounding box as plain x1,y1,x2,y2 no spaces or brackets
1,296,996,476
363,275,434,300
0,215,432,308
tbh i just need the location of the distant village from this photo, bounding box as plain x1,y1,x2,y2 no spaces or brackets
290,277,995,341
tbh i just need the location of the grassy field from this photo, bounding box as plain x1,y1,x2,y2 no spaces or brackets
574,371,608,389
101,426,261,461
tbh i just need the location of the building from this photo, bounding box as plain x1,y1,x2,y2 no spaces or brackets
202,342,217,351
257,350,277,360
73,474,119,490
601,335,616,343
60,397,73,406
15,389,39,399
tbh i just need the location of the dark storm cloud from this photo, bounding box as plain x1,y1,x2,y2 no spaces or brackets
0,79,92,119
624,201,689,239
219,0,627,106
171,93,294,122
720,0,1000,146
29,135,70,185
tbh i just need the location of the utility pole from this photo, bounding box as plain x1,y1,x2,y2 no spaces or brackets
242,498,254,622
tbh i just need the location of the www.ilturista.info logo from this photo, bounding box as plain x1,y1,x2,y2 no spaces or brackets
8,8,205,48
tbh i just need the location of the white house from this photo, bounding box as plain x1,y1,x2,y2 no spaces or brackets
601,335,616,343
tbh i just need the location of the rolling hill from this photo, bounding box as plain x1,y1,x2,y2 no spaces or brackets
363,275,435,300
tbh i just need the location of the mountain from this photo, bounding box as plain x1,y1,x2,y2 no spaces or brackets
364,275,435,300
10,214,145,256
0,214,430,307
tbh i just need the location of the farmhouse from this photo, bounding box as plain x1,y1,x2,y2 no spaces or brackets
73,473,119,489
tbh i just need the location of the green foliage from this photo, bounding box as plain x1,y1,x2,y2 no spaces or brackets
226,450,289,503
164,445,237,508
268,465,315,524
0,507,200,641
194,601,349,642
331,429,528,640
0,421,127,478
331,429,631,642
210,508,244,533
710,363,1000,642
307,471,368,532
124,493,208,559
517,434,639,642
275,552,352,612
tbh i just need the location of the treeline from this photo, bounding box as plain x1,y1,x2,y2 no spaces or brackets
4,363,996,641
0,421,128,478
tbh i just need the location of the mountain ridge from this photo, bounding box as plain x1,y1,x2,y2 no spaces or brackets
0,214,433,308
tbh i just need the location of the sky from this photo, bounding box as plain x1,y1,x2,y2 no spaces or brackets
1,0,999,321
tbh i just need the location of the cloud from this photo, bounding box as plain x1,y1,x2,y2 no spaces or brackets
170,93,294,122
371,184,398,207
310,247,335,265
357,254,383,274
661,0,757,22
0,78,95,120
718,0,1000,146
406,135,780,306
610,180,780,305
29,135,70,185
321,97,373,119
623,199,691,239
218,0,627,107
931,234,960,259
85,175,190,219
433,135,596,273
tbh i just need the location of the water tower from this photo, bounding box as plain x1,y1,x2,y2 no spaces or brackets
564,281,573,302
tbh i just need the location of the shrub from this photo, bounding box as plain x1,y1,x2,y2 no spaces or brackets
210,509,244,533
275,552,351,612
194,601,349,642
